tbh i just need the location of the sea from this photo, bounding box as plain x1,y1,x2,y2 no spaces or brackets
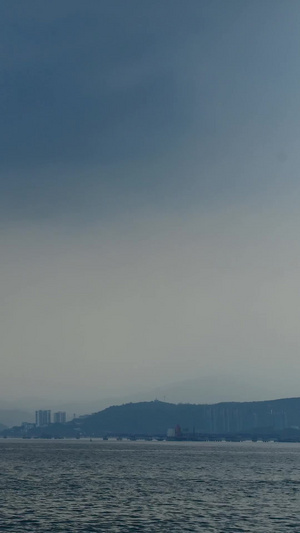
0,440,299,532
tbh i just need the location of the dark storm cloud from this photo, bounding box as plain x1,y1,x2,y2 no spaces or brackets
0,0,206,217
1,0,300,219
0,0,205,169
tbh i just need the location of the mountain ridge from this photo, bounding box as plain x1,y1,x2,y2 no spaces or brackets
72,396,300,436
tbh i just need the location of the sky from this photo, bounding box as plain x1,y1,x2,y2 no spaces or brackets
1,0,300,406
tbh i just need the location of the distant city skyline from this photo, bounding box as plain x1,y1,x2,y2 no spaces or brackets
34,410,67,427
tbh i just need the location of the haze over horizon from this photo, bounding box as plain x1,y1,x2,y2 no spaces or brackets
1,1,300,405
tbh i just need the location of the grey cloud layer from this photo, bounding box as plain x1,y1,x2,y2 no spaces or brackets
1,1,200,170
2,1,300,219
2,1,300,404
1,203,300,401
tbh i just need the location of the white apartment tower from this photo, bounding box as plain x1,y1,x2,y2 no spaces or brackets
35,410,51,427
53,411,67,424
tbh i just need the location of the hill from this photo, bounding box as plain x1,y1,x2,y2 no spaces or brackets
74,397,300,437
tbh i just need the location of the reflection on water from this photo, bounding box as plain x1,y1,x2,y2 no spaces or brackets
0,440,299,532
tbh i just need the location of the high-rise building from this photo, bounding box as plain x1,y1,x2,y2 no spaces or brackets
53,411,66,424
35,410,51,427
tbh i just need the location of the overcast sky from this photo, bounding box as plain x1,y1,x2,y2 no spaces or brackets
1,1,300,405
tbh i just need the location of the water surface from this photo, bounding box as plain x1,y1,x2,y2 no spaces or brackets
0,440,299,531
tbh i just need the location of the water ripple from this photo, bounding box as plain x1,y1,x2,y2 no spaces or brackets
0,440,300,531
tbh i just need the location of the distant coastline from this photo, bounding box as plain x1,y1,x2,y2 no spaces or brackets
2,397,300,442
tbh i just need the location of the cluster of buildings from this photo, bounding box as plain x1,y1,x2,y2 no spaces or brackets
35,410,67,427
